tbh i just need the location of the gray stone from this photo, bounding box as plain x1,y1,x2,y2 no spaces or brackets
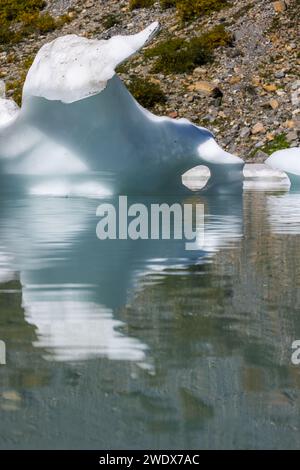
287,131,298,142
240,127,251,138
251,150,268,163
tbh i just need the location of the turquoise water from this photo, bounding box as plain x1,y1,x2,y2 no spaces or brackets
0,188,300,449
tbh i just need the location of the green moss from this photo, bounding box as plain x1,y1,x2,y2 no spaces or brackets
0,0,46,22
129,0,154,10
231,3,253,21
102,13,120,29
6,55,34,106
145,25,233,74
146,37,213,74
116,63,130,74
127,76,166,109
21,11,56,33
6,78,22,105
160,0,231,19
0,1,72,45
176,0,231,22
259,134,290,156
160,0,177,9
199,24,234,49
0,21,12,44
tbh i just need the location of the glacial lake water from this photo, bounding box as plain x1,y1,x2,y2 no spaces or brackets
0,187,300,450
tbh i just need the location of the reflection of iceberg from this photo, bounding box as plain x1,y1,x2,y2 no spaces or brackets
24,296,147,362
267,190,300,235
0,23,244,196
0,194,243,362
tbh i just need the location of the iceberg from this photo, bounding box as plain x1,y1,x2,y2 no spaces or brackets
266,148,300,187
0,22,244,196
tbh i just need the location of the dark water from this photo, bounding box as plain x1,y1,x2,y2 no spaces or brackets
0,188,300,449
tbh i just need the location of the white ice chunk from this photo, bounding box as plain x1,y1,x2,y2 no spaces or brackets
266,148,300,186
23,22,160,103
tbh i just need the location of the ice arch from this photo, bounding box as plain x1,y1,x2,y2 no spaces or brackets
182,165,212,191
0,22,244,196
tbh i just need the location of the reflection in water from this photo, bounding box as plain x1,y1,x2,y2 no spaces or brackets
0,188,300,449
267,190,300,235
0,194,242,363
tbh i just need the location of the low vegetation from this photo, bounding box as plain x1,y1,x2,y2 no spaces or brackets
0,0,46,21
129,0,154,10
127,76,167,109
145,25,233,74
175,0,231,22
0,0,72,46
130,0,231,20
259,133,290,156
102,13,121,29
145,37,213,74
159,0,231,21
160,0,177,8
6,55,34,105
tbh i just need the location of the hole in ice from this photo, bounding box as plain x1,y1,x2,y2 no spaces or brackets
182,165,211,191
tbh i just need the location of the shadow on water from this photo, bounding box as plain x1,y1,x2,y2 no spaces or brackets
0,186,300,449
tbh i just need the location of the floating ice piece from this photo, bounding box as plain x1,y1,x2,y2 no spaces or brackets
183,163,290,191
266,148,300,187
0,23,244,196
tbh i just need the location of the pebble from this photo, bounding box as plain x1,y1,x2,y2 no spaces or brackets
169,111,178,119
240,127,251,138
269,99,279,110
286,131,298,142
252,122,266,135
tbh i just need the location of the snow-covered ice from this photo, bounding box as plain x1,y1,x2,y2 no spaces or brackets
23,22,160,103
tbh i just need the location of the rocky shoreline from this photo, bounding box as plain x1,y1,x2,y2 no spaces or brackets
0,0,299,161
